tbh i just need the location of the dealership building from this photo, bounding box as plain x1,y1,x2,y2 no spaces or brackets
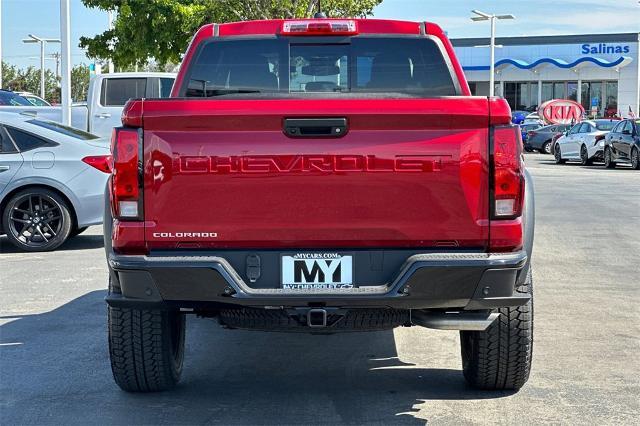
451,33,640,118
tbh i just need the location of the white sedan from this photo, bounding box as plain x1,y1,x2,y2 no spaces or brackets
0,112,110,251
554,119,617,165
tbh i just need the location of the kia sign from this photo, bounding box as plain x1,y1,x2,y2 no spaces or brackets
538,99,585,125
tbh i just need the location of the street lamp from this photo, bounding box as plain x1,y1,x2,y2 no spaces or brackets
22,34,61,99
470,9,515,97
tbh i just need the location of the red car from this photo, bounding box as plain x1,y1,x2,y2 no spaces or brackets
104,18,535,392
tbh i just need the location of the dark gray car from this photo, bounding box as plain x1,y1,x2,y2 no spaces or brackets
527,124,571,154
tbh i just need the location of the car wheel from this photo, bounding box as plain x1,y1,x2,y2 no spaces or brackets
70,226,89,238
108,280,186,392
541,141,552,154
604,147,615,169
1,188,73,252
554,144,566,164
580,145,593,166
460,269,533,390
631,147,640,170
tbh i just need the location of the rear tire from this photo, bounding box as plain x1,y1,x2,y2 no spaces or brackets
540,141,551,154
108,286,186,392
460,269,533,391
604,147,615,169
554,144,566,164
631,147,640,170
1,188,72,252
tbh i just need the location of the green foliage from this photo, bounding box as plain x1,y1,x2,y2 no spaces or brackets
1,62,91,102
71,64,91,102
80,0,382,68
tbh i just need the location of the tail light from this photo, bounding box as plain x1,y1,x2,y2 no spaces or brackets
110,128,142,220
82,155,112,173
594,134,605,146
527,131,537,137
281,20,358,35
492,126,524,219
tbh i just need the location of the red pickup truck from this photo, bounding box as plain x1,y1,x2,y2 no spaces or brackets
105,18,535,393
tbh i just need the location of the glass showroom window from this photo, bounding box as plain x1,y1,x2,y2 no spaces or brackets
542,82,554,102
553,82,565,100
504,82,539,111
567,82,578,101
604,81,618,117
530,82,538,109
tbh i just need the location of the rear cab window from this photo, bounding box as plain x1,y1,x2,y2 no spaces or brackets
100,78,147,106
181,36,458,98
159,78,175,97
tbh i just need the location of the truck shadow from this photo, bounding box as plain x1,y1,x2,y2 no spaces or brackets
0,291,511,425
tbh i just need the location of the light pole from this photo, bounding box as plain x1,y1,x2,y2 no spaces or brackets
107,10,115,73
22,34,61,99
471,10,515,97
60,0,72,126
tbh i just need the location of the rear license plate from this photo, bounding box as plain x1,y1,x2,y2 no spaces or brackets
281,253,353,289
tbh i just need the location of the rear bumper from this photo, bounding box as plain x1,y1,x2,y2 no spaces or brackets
106,250,530,311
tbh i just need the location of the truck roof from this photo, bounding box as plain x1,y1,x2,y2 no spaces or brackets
172,18,466,97
196,18,444,38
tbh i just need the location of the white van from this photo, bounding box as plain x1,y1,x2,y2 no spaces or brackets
0,72,175,138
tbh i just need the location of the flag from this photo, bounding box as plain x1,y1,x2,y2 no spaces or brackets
629,106,636,119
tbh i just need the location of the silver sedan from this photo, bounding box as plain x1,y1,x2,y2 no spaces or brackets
553,119,617,165
0,112,110,251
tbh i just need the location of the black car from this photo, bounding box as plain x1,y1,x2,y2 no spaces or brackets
0,89,33,106
603,119,640,169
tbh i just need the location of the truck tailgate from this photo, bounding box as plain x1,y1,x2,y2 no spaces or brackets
141,98,490,250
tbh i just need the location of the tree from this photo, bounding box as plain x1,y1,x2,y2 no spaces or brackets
1,65,58,101
1,62,20,89
1,62,91,102
71,64,91,102
80,0,382,68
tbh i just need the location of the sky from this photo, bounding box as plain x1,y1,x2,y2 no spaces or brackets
1,0,639,72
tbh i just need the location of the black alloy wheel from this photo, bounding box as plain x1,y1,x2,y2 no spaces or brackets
631,147,640,170
2,189,72,251
604,147,615,169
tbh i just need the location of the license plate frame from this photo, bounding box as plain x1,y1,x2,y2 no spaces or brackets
280,252,354,290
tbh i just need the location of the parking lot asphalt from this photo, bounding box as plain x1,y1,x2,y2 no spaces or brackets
1,153,639,425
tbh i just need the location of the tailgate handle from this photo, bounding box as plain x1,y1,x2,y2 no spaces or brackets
283,118,347,138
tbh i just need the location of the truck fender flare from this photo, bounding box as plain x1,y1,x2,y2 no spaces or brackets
517,168,535,285
103,179,120,291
